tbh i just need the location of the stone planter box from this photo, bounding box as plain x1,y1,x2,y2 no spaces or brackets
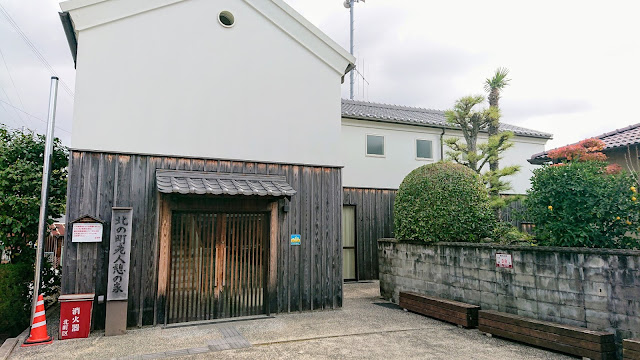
378,239,640,356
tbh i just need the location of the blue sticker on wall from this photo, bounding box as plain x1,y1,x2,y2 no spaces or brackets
291,234,301,246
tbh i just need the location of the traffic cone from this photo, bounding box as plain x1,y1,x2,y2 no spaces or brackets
22,294,53,347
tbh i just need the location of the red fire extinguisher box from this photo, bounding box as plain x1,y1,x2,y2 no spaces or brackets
58,293,95,340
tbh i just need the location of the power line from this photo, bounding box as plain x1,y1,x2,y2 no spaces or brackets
0,84,27,127
0,47,27,112
0,98,72,134
0,100,23,129
0,46,28,126
0,4,75,99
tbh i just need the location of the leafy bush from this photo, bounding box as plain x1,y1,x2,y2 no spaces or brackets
490,222,535,245
548,138,607,163
0,259,60,339
525,161,640,248
394,162,495,242
0,263,32,338
0,126,68,264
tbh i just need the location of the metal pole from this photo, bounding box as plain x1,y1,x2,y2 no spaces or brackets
29,76,59,326
349,0,355,100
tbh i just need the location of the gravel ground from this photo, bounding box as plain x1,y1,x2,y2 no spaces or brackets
9,282,572,360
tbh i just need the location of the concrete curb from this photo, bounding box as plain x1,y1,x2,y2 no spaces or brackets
0,337,18,360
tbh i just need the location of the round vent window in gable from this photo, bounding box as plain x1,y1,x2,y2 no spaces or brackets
218,11,235,27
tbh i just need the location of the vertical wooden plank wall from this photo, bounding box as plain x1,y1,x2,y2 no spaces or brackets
342,187,396,281
62,150,343,328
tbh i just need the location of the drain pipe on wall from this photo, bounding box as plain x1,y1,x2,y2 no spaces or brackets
440,128,446,161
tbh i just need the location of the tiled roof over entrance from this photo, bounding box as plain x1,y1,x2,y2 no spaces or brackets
156,170,297,197
341,99,553,139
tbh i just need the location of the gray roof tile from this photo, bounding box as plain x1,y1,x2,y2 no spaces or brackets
598,123,640,149
530,123,640,163
341,99,553,139
156,170,296,197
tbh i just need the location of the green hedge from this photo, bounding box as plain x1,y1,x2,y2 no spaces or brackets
0,263,32,338
394,162,495,242
526,161,640,248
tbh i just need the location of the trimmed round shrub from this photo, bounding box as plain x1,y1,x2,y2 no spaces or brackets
525,161,640,248
394,162,495,242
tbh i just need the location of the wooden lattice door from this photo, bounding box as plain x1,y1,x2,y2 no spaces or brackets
166,211,268,324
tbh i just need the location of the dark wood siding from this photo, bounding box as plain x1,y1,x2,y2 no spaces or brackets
343,187,396,280
62,150,343,328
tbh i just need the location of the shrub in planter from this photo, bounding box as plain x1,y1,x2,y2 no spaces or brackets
0,263,32,338
394,162,495,242
525,161,640,248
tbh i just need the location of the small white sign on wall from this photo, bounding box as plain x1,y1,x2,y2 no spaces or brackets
72,223,104,243
496,253,513,269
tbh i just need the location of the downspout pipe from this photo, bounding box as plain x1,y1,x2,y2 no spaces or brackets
440,128,446,161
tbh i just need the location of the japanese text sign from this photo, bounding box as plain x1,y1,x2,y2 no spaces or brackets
107,208,133,301
72,223,103,243
59,300,93,339
496,253,513,269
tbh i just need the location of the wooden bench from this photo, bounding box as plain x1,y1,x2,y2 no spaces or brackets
479,310,616,360
399,291,480,328
624,339,640,360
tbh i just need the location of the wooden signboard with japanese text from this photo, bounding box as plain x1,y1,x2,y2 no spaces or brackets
106,208,133,301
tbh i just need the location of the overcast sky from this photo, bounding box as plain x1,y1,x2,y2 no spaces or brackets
0,0,639,149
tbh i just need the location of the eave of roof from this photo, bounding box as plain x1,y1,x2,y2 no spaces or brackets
529,122,640,164
341,99,553,140
59,0,355,76
156,170,297,197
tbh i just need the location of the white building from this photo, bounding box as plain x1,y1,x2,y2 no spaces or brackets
341,99,551,194
59,0,355,329
339,99,552,280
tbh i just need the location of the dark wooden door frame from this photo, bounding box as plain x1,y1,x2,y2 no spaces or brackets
156,194,279,325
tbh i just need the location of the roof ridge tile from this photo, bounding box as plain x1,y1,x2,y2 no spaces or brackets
341,98,444,114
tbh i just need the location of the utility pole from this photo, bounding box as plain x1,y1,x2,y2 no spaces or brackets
29,77,58,326
344,0,364,100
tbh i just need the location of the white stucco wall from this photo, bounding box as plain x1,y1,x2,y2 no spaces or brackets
341,118,548,194
70,0,348,167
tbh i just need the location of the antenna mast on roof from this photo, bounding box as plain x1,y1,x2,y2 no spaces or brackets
344,0,365,100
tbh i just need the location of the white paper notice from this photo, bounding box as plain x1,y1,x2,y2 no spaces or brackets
72,223,103,243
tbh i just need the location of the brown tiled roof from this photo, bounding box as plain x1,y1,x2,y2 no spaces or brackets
529,123,640,164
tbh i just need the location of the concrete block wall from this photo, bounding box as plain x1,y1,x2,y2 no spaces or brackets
379,239,640,351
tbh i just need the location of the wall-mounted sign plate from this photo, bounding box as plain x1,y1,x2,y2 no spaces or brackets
72,223,103,243
496,253,513,268
291,234,301,246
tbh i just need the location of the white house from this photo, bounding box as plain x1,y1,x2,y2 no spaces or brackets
339,99,552,281
59,0,355,330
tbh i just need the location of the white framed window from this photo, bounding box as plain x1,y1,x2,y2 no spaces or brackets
416,139,433,160
366,134,385,157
